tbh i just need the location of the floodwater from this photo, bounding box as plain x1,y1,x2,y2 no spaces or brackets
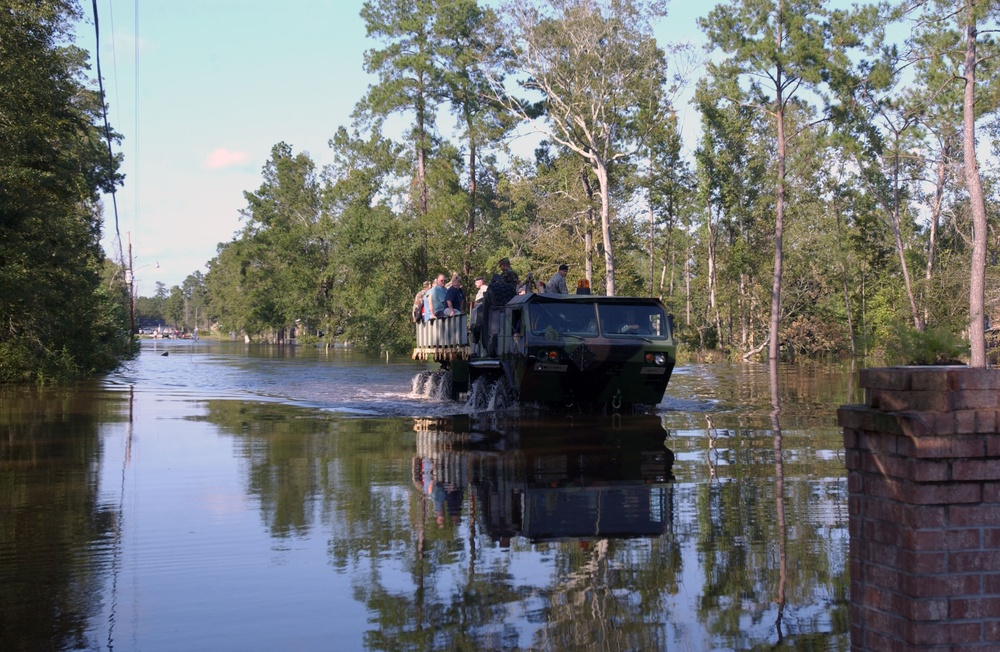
0,339,859,651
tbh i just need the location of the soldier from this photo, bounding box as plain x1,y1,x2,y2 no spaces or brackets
545,264,569,294
488,258,518,307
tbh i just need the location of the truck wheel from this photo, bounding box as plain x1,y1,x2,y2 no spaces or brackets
468,376,491,410
491,378,512,411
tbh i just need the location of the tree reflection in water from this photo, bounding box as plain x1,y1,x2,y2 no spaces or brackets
0,358,853,651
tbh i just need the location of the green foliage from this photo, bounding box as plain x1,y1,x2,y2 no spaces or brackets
131,1,1000,363
0,0,133,384
888,325,968,366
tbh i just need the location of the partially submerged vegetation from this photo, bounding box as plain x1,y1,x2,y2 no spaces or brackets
138,1,999,367
5,1,999,381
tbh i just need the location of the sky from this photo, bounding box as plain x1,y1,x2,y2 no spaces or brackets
77,0,717,294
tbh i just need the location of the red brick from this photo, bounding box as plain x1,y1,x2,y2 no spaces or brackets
984,529,1000,549
908,620,982,646
910,368,954,391
878,389,952,412
954,459,1000,481
848,470,864,491
910,482,981,505
983,484,1000,502
950,596,1000,619
951,550,1000,573
867,496,905,523
955,409,978,433
901,550,948,573
911,436,986,459
862,367,913,391
863,628,904,651
867,539,903,567
866,563,905,592
862,451,904,478
985,619,1000,642
953,389,1000,411
863,430,903,455
866,585,903,613
905,505,947,529
953,368,1000,391
850,623,864,649
905,597,949,621
975,409,999,433
905,528,980,552
905,573,982,598
952,505,1000,527
839,409,858,432
871,519,904,546
907,458,950,482
867,606,907,640
933,411,956,435
880,413,911,438
866,474,907,500
986,434,1000,456
983,573,1000,593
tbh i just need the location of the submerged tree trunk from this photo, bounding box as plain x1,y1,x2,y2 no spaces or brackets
769,93,786,363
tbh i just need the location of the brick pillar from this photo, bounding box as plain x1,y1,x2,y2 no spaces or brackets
838,367,1000,651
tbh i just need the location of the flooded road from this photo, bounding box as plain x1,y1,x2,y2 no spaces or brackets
0,339,858,651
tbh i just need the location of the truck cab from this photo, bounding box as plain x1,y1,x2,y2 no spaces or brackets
458,293,676,409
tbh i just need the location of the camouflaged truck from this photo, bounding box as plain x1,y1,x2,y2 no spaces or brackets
414,291,677,410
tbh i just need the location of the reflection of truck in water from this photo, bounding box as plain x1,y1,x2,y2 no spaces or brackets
411,414,675,543
413,292,676,409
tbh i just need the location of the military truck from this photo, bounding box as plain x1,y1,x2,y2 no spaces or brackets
414,291,676,410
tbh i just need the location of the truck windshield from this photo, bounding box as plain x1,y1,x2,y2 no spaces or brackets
529,303,598,337
598,304,668,338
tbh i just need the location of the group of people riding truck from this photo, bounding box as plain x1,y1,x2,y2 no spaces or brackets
411,258,592,324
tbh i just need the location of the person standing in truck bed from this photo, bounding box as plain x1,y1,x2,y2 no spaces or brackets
445,273,465,316
424,273,447,320
545,264,569,294
488,258,518,307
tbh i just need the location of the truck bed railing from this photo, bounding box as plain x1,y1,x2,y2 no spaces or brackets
413,314,470,362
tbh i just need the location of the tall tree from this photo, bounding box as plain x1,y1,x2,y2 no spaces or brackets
206,143,323,340
433,0,513,276
492,0,670,295
701,0,864,361
323,127,417,353
358,0,440,277
955,0,998,367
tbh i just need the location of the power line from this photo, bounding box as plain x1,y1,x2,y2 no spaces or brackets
91,0,126,271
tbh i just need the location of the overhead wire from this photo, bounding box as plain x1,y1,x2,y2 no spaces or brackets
133,0,140,255
90,0,126,271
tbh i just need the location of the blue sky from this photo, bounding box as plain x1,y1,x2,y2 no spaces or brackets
79,1,716,293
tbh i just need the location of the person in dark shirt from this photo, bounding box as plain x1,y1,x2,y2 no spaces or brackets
445,273,465,316
546,263,569,294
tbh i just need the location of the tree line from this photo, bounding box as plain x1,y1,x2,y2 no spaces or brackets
13,0,997,372
1,0,135,383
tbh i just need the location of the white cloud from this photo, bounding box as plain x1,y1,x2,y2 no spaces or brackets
203,147,250,170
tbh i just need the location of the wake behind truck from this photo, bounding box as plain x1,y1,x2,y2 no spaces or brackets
414,290,676,410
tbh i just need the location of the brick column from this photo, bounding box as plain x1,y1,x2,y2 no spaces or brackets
838,367,1000,651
